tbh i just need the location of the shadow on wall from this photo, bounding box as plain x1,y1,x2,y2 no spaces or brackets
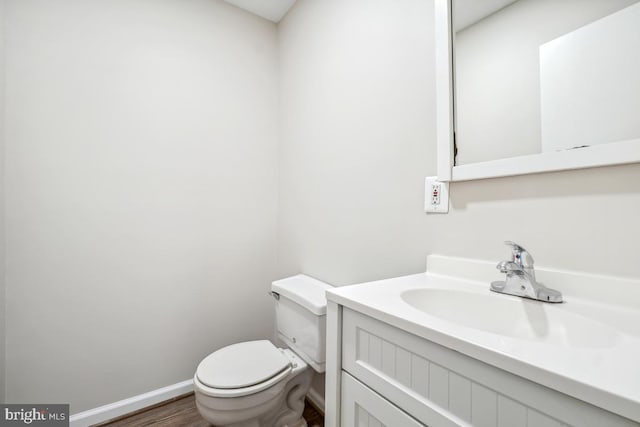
450,163,640,210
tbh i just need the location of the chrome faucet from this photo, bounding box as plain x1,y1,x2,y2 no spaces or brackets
490,241,562,303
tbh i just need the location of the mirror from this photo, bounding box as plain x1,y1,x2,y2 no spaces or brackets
436,0,640,181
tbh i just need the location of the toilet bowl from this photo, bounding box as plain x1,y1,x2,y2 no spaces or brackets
194,341,313,427
194,275,332,427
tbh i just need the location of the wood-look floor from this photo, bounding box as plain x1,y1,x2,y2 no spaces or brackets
97,393,324,427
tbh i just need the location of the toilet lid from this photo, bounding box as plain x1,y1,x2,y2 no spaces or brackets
196,340,291,390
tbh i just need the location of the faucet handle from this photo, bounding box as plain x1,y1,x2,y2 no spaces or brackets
504,241,534,267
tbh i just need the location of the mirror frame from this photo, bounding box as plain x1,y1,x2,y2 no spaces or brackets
435,0,640,182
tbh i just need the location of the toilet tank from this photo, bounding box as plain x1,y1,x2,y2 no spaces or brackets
271,275,333,373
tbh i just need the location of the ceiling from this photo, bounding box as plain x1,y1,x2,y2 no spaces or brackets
454,0,518,31
223,0,297,23
223,0,517,30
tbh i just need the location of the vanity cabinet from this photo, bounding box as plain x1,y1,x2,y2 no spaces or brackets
325,304,638,427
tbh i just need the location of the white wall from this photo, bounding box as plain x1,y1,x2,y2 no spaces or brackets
278,0,435,286
3,0,278,412
455,0,638,165
278,0,640,289
0,0,6,403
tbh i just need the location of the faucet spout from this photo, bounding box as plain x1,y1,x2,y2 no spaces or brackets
490,241,563,303
497,260,520,274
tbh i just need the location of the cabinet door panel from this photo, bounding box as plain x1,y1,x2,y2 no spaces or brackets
341,372,425,427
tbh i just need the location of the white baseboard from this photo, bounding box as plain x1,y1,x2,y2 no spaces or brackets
69,377,324,426
69,379,193,427
306,387,325,415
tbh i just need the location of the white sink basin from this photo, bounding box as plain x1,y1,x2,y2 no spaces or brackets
401,288,619,348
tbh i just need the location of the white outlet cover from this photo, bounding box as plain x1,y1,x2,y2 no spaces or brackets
425,177,449,214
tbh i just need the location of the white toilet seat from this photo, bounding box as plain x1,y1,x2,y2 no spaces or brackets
195,367,293,398
195,340,294,398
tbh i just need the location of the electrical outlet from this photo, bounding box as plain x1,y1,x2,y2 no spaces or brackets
431,183,441,205
425,176,449,213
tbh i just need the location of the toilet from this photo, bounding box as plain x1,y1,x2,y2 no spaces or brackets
194,275,332,427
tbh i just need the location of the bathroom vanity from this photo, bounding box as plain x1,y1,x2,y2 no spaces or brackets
324,255,640,427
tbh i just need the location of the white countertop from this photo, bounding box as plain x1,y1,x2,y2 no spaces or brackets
326,256,640,423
